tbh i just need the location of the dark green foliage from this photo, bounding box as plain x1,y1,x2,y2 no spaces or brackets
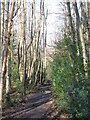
50,35,89,118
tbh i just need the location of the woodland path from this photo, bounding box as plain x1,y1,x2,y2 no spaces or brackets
2,80,63,119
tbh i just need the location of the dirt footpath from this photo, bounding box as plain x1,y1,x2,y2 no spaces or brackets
2,80,68,119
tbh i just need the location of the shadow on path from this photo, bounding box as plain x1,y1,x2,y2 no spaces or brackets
2,80,63,119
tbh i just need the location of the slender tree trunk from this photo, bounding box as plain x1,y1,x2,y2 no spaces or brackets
67,1,77,59
43,0,45,83
33,0,36,84
29,2,34,84
1,1,4,44
0,2,1,80
18,0,23,82
86,0,89,59
5,0,10,95
29,0,43,83
23,0,26,97
86,0,90,79
0,0,4,110
67,1,77,86
80,2,88,78
44,10,47,83
0,0,15,110
0,5,1,108
73,0,85,77
6,51,9,94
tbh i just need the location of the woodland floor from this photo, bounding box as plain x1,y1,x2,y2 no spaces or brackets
2,80,69,119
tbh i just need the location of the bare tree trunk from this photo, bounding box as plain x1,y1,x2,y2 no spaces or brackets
80,2,88,78
67,1,77,58
67,1,77,85
73,0,85,77
1,1,4,44
18,0,23,82
5,0,10,95
43,0,45,83
0,1,2,119
64,3,68,34
6,51,9,94
44,9,47,83
33,0,36,84
23,0,26,97
0,0,15,110
0,2,1,81
86,0,89,59
29,2,34,84
0,0,4,110
29,0,43,84
86,0,90,79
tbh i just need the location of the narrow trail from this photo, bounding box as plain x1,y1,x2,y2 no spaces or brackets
14,81,52,118
2,80,63,119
